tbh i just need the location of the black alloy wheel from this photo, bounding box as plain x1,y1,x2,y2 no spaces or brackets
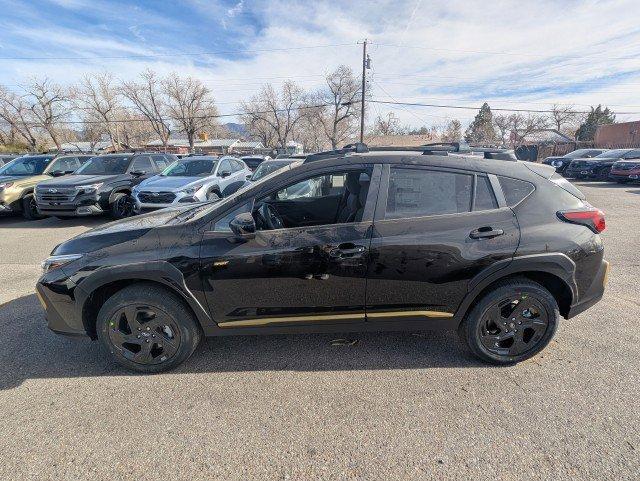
478,295,549,357
107,305,181,365
111,193,135,218
459,279,559,365
97,284,202,373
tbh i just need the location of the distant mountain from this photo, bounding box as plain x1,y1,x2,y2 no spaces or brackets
224,123,248,137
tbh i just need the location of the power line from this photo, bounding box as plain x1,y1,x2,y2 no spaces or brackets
365,99,640,115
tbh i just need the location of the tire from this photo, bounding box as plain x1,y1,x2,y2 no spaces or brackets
21,194,43,220
110,192,135,219
96,283,202,373
458,279,559,365
207,189,221,201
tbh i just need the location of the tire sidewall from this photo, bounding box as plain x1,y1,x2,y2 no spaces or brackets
462,281,560,365
110,193,134,219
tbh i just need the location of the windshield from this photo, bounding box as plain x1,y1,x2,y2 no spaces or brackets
565,149,595,158
595,149,630,159
75,156,131,175
162,158,217,177
0,156,54,176
43,156,83,174
251,161,293,181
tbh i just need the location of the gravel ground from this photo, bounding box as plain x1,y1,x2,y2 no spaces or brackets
0,181,638,480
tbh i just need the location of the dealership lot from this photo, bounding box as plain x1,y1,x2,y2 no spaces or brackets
0,182,638,480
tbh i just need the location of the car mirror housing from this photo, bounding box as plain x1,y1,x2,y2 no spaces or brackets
50,170,66,177
219,170,231,178
130,170,146,177
229,212,256,239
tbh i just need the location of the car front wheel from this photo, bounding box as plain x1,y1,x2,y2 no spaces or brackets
96,284,202,373
458,279,559,365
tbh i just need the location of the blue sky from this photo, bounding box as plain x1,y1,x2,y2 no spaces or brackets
0,0,639,127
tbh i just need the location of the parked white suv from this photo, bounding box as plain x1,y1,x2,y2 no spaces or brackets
132,156,251,212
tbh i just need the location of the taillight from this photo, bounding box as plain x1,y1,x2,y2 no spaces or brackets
557,209,606,233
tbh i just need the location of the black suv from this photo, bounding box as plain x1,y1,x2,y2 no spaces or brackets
542,149,605,175
36,144,608,373
564,148,635,180
35,152,176,219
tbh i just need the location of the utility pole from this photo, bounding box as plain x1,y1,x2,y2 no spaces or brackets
359,39,370,143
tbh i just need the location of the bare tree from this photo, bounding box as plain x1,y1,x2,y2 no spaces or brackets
163,73,218,151
241,81,304,149
441,119,462,142
0,85,39,149
73,73,125,150
493,114,512,146
121,69,172,151
508,113,548,147
311,65,360,149
372,112,402,135
550,104,581,134
25,78,71,151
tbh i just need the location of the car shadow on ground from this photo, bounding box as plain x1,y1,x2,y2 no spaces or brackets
0,294,485,390
0,215,109,229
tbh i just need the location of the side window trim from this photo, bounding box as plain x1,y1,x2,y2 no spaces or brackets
487,174,507,208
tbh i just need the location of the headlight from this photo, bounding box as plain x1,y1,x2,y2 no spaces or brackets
179,184,204,195
551,160,563,168
0,182,14,191
77,183,103,194
41,254,83,274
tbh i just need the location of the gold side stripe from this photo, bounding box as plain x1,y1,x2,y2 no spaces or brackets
218,313,366,328
218,309,453,328
367,310,454,319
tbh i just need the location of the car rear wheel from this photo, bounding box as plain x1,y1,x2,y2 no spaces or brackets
21,194,43,220
110,193,135,219
96,284,202,373
458,279,559,365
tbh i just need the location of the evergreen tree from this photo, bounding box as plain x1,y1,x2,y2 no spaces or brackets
575,105,615,141
464,102,496,144
442,119,462,142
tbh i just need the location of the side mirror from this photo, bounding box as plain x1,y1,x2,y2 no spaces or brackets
50,170,66,177
130,170,146,177
219,170,231,178
229,212,256,239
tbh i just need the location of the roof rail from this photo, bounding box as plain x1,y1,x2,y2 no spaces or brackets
303,142,369,163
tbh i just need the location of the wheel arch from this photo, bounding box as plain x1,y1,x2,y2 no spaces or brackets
77,262,212,339
456,254,577,324
108,188,132,204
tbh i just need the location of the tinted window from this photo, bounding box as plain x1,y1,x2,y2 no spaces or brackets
218,159,232,174
386,168,472,218
251,161,293,181
498,176,535,206
213,201,252,232
162,158,217,177
623,149,640,159
595,149,630,159
243,157,264,169
152,155,170,170
47,156,81,173
474,176,498,211
76,156,132,175
131,155,154,172
0,155,54,176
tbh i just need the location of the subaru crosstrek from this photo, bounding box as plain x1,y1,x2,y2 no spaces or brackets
36,144,608,373
133,156,251,212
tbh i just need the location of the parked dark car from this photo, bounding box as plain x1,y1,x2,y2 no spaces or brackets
608,149,640,183
542,149,605,175
564,149,635,180
35,152,176,219
240,155,270,171
37,144,607,373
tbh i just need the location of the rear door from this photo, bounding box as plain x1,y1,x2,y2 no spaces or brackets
366,164,519,321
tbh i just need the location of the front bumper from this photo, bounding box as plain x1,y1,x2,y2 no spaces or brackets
566,259,609,319
36,191,106,217
133,191,202,212
36,275,89,338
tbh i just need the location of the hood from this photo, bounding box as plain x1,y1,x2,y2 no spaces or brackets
39,174,121,187
10,174,50,189
53,205,194,255
0,175,25,184
138,175,211,191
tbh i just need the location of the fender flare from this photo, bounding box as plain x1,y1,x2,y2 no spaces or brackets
74,260,213,333
108,189,132,204
453,253,577,324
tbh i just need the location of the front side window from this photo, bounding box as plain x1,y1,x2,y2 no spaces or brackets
386,168,473,219
131,156,154,172
152,155,170,170
75,156,131,175
46,156,81,173
218,159,232,175
0,156,54,176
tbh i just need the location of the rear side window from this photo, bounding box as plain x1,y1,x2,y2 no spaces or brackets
152,155,170,170
474,176,498,211
386,168,472,218
131,155,154,172
498,177,535,206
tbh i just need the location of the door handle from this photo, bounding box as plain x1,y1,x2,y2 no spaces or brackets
329,244,367,258
469,227,504,239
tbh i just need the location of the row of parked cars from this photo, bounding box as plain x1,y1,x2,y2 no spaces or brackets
542,148,640,182
0,152,296,220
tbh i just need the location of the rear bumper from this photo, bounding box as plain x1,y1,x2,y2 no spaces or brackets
566,260,608,319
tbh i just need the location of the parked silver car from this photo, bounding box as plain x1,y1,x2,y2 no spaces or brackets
132,156,251,212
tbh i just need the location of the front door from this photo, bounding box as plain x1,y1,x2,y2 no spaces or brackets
366,165,519,321
199,165,380,329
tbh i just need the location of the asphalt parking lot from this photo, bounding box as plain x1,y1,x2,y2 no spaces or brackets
0,181,638,480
